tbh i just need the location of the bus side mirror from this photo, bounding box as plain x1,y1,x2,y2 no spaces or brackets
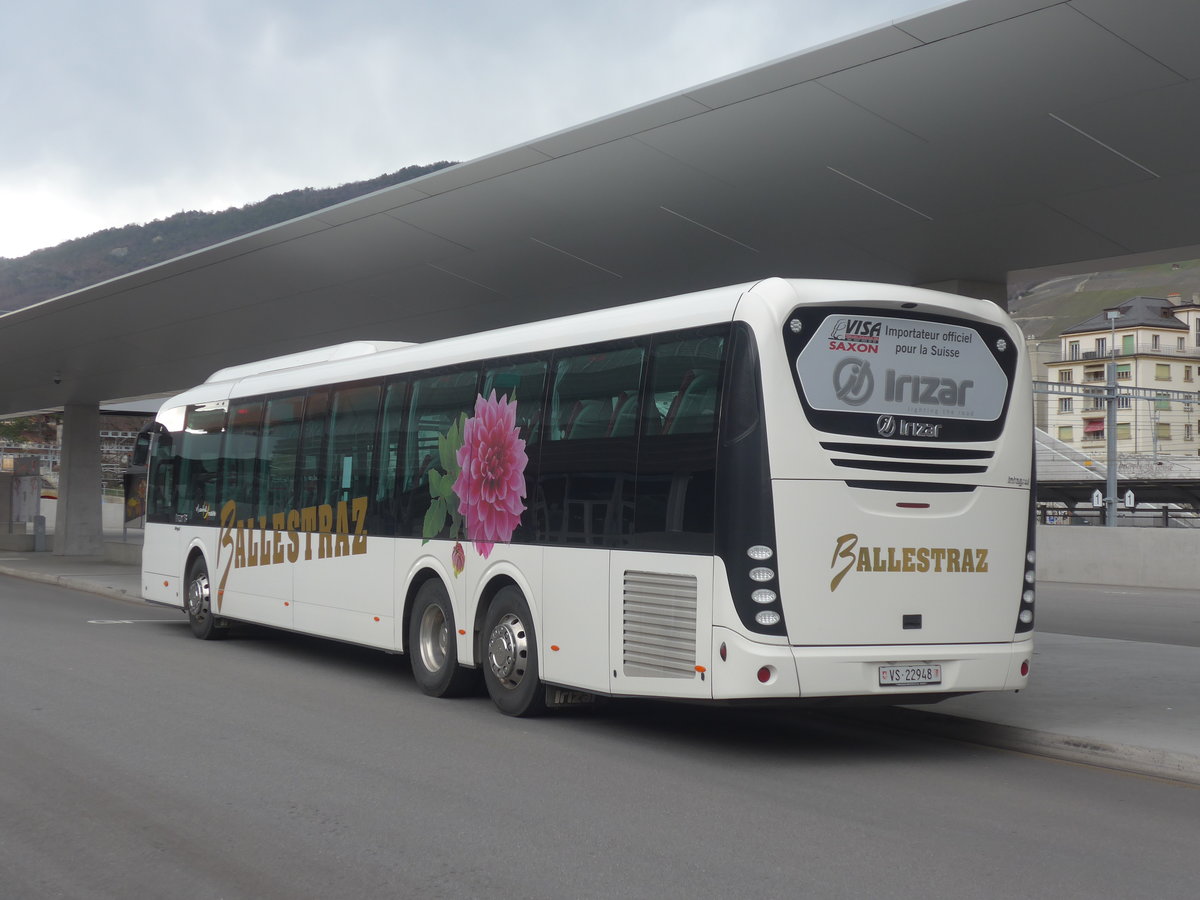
131,423,167,468
131,431,152,468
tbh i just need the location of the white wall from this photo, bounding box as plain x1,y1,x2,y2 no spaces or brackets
1037,524,1199,589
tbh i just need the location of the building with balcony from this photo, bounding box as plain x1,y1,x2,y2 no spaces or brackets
1045,295,1200,455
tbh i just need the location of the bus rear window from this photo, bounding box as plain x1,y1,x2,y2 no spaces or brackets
784,307,1018,442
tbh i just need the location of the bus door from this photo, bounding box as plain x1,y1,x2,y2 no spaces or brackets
140,422,185,605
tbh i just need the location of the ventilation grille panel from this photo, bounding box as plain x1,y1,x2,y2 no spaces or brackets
622,571,697,679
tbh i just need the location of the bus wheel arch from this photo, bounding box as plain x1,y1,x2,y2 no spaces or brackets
480,583,547,717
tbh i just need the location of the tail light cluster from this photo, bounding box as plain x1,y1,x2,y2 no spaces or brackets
1015,548,1035,632
746,545,782,628
1016,480,1036,634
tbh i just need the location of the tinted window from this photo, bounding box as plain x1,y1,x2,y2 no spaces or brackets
371,379,409,535
260,394,305,514
178,402,227,525
648,333,724,436
323,383,381,507
548,346,643,441
296,390,330,510
538,342,645,545
633,328,726,552
146,432,177,525
400,368,479,536
481,357,548,543
220,400,264,522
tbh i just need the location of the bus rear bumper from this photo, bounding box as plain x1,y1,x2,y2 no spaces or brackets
711,628,1032,700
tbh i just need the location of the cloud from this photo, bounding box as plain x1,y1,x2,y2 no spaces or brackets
0,0,932,257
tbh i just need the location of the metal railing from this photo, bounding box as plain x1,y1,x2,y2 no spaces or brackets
1038,505,1200,527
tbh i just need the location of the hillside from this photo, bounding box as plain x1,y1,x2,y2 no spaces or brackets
0,161,454,313
1009,257,1200,340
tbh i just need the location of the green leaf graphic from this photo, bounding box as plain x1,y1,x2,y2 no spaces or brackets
422,497,447,539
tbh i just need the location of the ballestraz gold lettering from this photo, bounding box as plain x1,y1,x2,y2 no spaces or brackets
830,533,988,592
215,497,368,611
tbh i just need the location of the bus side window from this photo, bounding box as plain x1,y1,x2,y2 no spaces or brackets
539,343,644,545
297,390,330,511
260,395,305,515
323,383,382,507
633,328,727,553
481,357,548,543
481,358,547,444
372,379,409,536
399,368,479,536
146,432,177,524
177,402,227,525
220,400,265,522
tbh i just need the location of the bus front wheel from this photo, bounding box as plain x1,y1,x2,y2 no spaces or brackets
185,558,224,640
408,579,477,698
482,586,546,717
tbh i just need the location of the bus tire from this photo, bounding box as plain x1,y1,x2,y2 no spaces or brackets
409,579,477,698
185,558,224,640
482,586,547,717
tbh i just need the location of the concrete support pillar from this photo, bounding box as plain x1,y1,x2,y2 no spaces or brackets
918,279,1008,311
54,402,104,556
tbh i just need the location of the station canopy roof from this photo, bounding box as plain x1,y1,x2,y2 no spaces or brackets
4,0,1200,417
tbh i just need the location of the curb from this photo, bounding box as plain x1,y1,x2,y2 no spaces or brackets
0,566,144,606
859,706,1200,786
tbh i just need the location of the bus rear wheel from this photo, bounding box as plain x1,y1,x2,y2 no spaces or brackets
482,586,546,717
408,579,477,698
185,558,225,640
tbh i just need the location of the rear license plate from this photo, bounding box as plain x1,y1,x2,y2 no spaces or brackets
878,664,942,687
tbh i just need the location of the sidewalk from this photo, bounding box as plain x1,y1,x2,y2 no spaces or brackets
2,548,1197,785
889,633,1200,785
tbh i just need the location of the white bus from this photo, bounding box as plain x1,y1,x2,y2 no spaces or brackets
136,277,1035,716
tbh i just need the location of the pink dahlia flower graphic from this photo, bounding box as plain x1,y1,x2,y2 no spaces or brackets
453,391,528,558
451,541,466,577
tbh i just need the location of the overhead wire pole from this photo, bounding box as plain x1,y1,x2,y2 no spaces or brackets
1105,309,1120,527
1106,359,1118,526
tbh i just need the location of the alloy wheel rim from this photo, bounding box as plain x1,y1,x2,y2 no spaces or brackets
418,604,449,673
487,612,527,690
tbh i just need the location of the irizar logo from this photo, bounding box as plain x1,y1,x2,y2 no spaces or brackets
828,317,881,353
832,357,874,406
876,415,943,439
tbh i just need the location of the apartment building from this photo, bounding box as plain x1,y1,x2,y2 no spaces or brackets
1045,295,1200,455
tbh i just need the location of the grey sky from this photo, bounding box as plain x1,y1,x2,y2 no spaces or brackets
1,0,937,258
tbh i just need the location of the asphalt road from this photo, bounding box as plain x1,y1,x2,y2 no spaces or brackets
1035,581,1200,647
1,576,1197,899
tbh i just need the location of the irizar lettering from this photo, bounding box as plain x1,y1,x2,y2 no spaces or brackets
899,420,942,438
884,369,973,407
830,533,989,592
